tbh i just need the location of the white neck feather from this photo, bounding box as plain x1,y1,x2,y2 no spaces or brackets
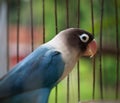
46,34,80,81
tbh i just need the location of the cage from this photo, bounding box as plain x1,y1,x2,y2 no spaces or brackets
0,0,119,103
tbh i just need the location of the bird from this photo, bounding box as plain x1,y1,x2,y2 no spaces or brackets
0,28,97,103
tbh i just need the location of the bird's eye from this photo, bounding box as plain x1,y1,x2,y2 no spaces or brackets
79,34,89,43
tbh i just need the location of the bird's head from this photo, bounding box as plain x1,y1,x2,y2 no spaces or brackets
59,28,97,58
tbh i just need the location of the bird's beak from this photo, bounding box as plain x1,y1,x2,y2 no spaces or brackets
84,39,97,58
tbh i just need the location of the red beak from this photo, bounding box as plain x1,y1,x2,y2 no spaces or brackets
84,39,97,58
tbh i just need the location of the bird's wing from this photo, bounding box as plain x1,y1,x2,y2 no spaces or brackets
1,88,50,103
0,45,65,100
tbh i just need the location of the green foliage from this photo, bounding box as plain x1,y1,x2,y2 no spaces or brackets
102,55,120,88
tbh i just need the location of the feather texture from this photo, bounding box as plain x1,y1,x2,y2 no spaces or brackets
0,45,65,103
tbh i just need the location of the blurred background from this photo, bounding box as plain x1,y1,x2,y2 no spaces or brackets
0,0,120,102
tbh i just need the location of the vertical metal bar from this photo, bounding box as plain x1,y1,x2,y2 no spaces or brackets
77,62,80,101
67,76,70,103
55,86,58,103
92,58,96,99
99,0,104,99
42,0,45,43
54,0,58,103
77,0,80,28
90,0,96,99
30,0,34,51
17,0,20,63
66,0,70,103
66,0,69,28
66,0,69,103
54,0,58,34
90,0,94,36
6,0,10,71
114,0,119,99
77,0,80,102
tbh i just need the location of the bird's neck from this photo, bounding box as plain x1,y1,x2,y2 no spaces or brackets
47,34,80,82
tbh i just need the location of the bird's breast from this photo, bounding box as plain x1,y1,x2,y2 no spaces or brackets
47,37,80,82
57,49,79,82
60,59,77,82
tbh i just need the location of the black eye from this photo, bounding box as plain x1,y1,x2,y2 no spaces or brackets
79,34,89,43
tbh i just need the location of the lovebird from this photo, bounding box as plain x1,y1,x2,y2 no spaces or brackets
0,28,97,103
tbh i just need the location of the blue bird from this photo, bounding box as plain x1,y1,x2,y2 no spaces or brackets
0,28,97,103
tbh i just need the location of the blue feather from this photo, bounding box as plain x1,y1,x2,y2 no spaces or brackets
0,45,65,103
1,88,50,103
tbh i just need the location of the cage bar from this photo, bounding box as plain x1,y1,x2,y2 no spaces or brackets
99,0,104,99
